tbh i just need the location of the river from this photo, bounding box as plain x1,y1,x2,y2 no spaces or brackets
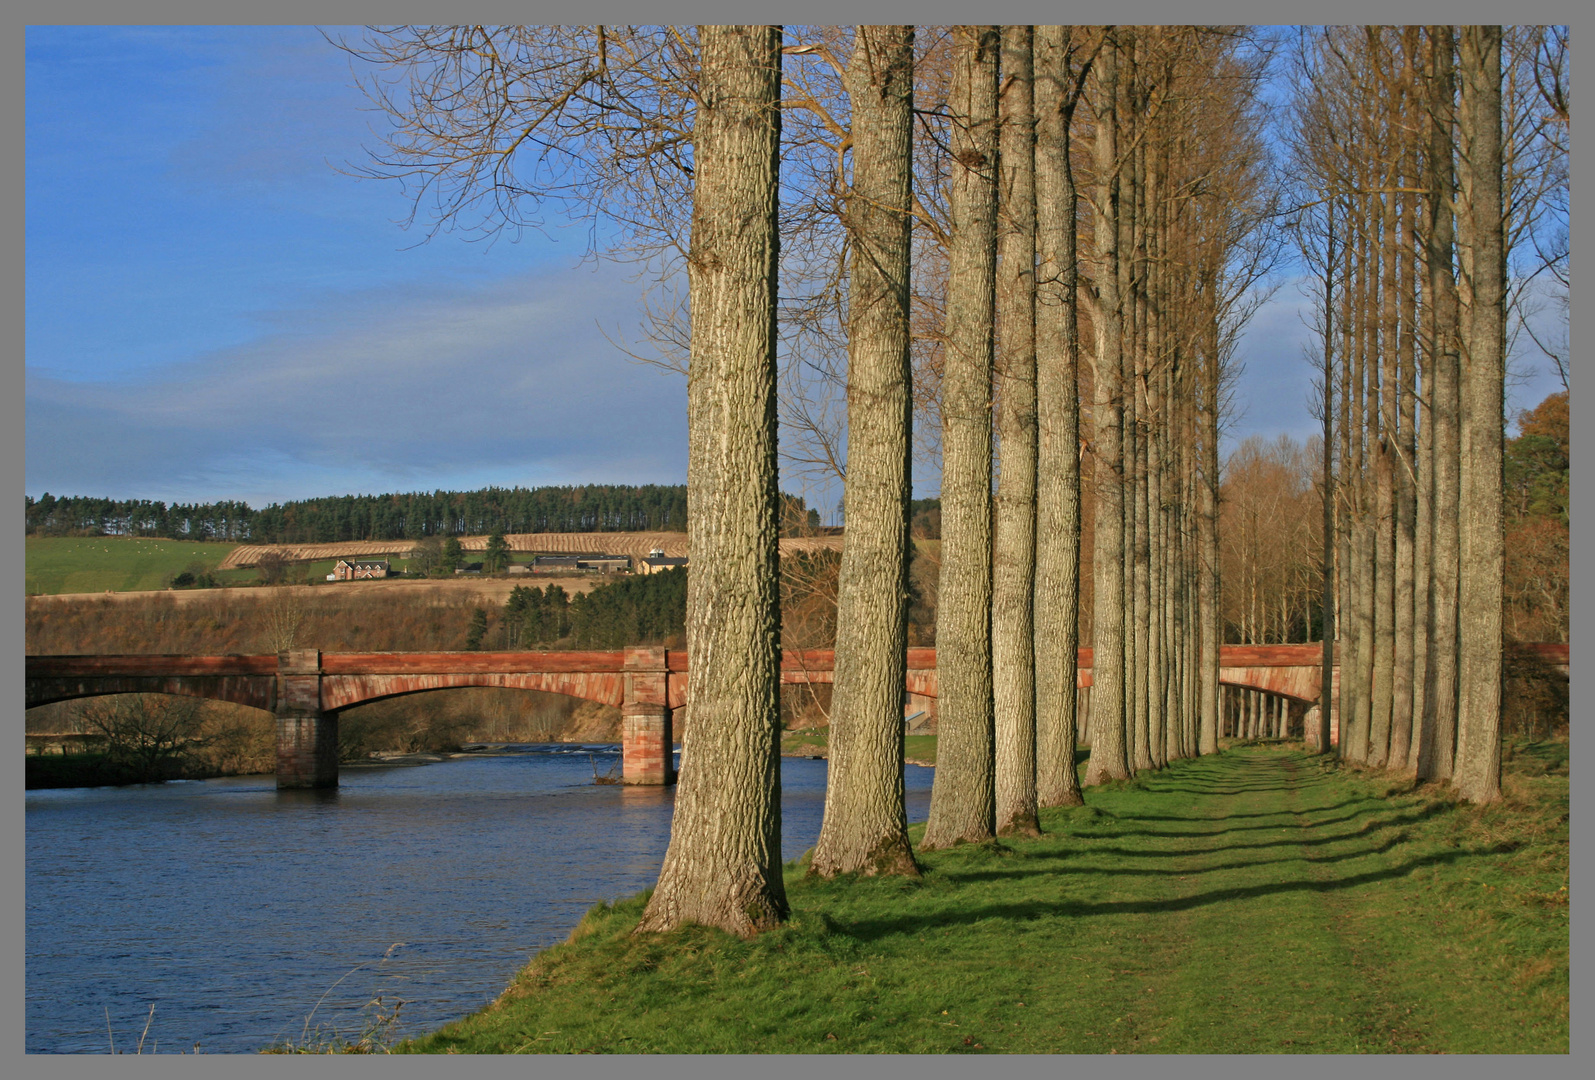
25,747,935,1054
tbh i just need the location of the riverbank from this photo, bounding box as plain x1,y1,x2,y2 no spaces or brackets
25,733,917,790
392,742,1568,1055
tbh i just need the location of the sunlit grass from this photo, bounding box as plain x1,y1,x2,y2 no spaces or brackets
395,743,1568,1055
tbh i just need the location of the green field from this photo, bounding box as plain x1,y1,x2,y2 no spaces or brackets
25,536,243,595
385,743,1567,1055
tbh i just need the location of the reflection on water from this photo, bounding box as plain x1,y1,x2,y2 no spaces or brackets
26,748,933,1054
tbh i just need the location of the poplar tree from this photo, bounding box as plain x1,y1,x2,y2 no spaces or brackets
992,24,1042,838
811,25,920,878
1450,24,1505,804
923,25,1001,848
636,25,789,933
1032,24,1093,807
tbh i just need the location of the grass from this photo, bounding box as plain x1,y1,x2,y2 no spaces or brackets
780,730,938,765
394,741,1567,1055
26,536,241,595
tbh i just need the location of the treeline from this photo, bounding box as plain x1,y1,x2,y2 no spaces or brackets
22,486,841,543
487,568,688,650
24,485,692,541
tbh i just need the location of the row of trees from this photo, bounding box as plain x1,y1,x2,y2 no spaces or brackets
23,485,693,541
342,24,1537,937
1287,26,1565,802
492,570,689,650
24,486,839,543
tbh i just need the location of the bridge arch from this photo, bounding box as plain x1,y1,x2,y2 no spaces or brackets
319,672,626,713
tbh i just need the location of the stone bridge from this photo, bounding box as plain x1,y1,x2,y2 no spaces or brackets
26,642,1566,788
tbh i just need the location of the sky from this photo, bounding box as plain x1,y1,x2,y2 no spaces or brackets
25,26,1566,517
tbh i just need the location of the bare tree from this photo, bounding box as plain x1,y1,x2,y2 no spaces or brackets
1083,31,1132,785
1451,24,1505,804
992,24,1041,837
923,25,1000,849
634,26,789,934
811,25,921,878
1033,25,1094,806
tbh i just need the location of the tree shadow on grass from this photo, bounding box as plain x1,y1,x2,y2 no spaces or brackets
1065,802,1391,838
835,846,1484,943
1121,796,1374,822
1062,803,1453,855
944,827,1429,883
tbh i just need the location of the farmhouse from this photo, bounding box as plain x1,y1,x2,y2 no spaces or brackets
331,559,390,581
639,548,689,575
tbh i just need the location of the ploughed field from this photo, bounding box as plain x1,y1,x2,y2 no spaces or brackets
401,744,1568,1055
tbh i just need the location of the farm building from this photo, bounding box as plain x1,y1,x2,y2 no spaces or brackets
332,559,390,581
639,549,689,575
531,553,632,574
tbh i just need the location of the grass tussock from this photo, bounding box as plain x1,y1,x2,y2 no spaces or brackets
392,743,1566,1055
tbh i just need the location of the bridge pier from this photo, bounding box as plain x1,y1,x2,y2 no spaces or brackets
622,646,675,785
275,649,337,789
276,712,339,789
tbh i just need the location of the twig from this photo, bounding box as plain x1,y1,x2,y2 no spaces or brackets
137,1003,155,1054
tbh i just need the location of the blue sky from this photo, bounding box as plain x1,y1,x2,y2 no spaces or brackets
25,26,1564,514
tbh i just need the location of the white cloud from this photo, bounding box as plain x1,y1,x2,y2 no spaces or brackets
26,262,688,505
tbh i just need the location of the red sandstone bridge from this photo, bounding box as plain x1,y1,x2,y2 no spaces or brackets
26,643,1567,789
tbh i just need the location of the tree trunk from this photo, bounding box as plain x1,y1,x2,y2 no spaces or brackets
637,25,786,937
1369,164,1398,769
1416,26,1460,783
1452,24,1504,804
924,25,1001,848
1126,51,1155,775
1032,25,1086,807
1389,118,1419,772
1196,282,1222,758
812,24,920,878
1085,35,1133,784
1318,201,1338,754
993,24,1042,838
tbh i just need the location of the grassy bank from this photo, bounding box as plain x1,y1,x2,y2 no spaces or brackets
396,743,1567,1055
780,730,938,765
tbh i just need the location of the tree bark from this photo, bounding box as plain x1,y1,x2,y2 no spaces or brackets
1369,154,1398,769
1032,25,1086,807
1085,34,1133,784
993,24,1042,838
1389,106,1419,772
1318,199,1338,755
1196,277,1222,758
1451,24,1504,804
924,25,1001,848
637,25,787,937
1416,25,1460,783
812,24,920,878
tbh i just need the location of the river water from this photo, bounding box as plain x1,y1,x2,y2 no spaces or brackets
25,747,935,1054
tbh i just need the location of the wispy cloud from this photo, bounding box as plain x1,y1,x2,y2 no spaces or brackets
26,263,687,505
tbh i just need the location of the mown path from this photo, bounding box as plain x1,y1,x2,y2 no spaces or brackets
402,745,1568,1055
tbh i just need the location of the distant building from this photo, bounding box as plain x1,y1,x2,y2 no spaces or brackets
531,553,633,574
333,559,390,581
506,563,532,576
639,549,688,575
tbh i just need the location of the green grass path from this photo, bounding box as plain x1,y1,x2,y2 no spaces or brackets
398,745,1567,1055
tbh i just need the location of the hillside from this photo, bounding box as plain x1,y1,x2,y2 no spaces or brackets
25,536,242,595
